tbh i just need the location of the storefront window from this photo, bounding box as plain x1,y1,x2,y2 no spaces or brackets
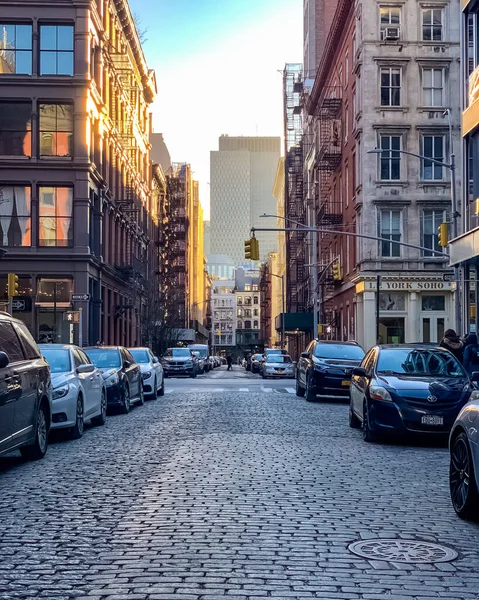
378,317,405,344
37,278,72,305
421,295,445,311
36,278,73,344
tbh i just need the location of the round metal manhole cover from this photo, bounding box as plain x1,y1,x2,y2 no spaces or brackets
348,539,458,564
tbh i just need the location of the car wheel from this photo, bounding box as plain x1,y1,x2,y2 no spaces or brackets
92,389,107,426
349,403,361,429
362,402,377,443
121,386,130,414
137,385,145,406
20,401,49,461
450,432,479,521
305,372,317,402
69,397,84,440
158,377,165,397
296,377,305,397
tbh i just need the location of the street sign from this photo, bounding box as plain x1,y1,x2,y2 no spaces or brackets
11,299,25,311
63,311,80,323
442,274,455,282
71,293,90,302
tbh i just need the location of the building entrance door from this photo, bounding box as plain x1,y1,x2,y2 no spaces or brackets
378,318,405,344
421,315,445,344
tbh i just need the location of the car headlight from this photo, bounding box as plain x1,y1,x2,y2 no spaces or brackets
370,386,392,402
469,390,479,401
142,370,152,380
105,372,119,385
52,384,70,400
185,361,193,366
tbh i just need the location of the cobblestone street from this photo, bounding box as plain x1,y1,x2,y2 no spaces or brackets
1,381,479,600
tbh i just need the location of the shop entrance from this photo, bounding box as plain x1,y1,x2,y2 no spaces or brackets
378,318,405,344
421,315,445,343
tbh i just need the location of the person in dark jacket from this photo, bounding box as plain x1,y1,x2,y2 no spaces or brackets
463,333,479,374
440,329,464,363
226,355,233,371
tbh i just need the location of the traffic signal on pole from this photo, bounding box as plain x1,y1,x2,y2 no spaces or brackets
244,237,260,261
332,262,342,281
438,222,448,247
7,273,19,298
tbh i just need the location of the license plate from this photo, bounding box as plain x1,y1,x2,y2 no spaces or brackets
342,380,351,387
421,415,443,426
276,370,284,374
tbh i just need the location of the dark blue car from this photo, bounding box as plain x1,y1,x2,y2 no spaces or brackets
349,345,478,443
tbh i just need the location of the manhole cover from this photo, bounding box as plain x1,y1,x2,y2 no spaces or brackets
348,539,458,564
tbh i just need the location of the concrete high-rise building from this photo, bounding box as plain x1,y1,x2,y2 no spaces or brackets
204,221,211,256
210,135,281,265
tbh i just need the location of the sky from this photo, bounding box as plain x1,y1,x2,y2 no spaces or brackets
128,0,303,220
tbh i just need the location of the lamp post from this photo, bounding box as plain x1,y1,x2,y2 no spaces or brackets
367,145,460,333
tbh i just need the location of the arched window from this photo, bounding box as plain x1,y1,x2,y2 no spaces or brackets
253,320,259,329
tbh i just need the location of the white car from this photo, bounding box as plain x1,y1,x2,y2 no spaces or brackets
128,347,164,397
39,344,106,439
261,354,295,379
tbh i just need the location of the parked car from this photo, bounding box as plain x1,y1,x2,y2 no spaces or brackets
449,396,479,520
191,351,206,374
161,348,197,378
296,341,365,402
208,356,216,369
250,353,264,374
188,344,210,372
84,346,143,413
261,354,295,379
128,347,164,398
0,312,51,460
40,344,106,439
349,344,477,443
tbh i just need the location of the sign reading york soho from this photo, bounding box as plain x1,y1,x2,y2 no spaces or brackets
356,279,453,293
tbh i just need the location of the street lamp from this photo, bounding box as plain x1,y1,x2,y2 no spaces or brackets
367,142,460,332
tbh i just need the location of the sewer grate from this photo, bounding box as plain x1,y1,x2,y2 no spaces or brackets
348,539,458,564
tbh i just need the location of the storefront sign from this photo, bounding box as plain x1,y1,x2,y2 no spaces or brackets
356,279,452,293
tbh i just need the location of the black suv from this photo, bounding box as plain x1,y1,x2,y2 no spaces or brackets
0,312,52,460
296,340,365,402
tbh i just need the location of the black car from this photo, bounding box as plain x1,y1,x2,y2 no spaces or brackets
349,344,478,443
296,340,365,402
0,312,51,460
161,348,197,378
250,353,263,374
84,346,143,413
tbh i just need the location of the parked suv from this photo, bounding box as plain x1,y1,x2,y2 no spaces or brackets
0,312,52,460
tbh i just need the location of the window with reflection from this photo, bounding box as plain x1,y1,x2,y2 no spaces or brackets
0,186,31,246
39,104,73,157
0,24,32,74
40,25,74,76
39,187,73,246
0,102,31,156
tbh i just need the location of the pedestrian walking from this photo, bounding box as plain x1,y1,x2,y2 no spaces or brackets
226,355,233,371
463,333,479,374
440,329,464,363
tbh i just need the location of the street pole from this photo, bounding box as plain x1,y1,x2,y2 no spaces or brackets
451,152,462,335
312,228,318,339
376,275,381,343
281,274,285,349
79,307,83,348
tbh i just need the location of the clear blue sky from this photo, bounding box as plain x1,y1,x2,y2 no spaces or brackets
129,0,303,218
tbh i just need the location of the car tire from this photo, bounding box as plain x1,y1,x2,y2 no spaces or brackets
92,389,107,426
349,404,361,429
305,372,317,402
450,432,479,521
296,377,305,397
20,401,49,461
120,386,130,414
69,396,84,440
137,385,145,406
362,402,377,443
158,377,165,396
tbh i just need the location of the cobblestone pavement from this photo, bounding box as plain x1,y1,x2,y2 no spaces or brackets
1,386,479,600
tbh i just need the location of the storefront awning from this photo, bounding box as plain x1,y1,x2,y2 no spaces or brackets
275,312,313,332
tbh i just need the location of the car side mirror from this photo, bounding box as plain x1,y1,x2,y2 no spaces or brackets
153,356,159,363
301,352,309,359
0,351,9,369
471,371,479,382
77,364,95,374
352,367,368,377
123,360,131,368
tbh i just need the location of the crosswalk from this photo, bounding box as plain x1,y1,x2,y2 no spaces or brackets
164,387,297,395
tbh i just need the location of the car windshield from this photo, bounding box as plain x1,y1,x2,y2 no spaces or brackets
191,351,202,358
86,349,121,368
377,349,467,378
267,355,292,364
129,349,150,364
252,354,263,360
189,347,207,357
41,349,71,373
167,348,190,357
314,344,364,360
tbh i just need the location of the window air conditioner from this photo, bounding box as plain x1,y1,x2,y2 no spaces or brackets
384,27,400,40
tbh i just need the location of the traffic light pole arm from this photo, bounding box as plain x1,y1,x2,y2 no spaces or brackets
251,227,449,257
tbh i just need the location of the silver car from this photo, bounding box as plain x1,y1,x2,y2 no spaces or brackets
261,354,295,379
40,344,107,439
449,389,479,520
128,347,164,397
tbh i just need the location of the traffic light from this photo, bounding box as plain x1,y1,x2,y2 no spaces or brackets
332,262,342,281
438,222,448,247
244,237,260,260
7,273,19,298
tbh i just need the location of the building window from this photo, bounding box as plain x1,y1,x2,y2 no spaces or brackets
380,135,401,180
39,187,73,247
422,68,444,107
245,320,252,329
0,24,32,74
421,209,445,257
253,295,259,304
421,135,445,180
253,308,259,316
422,8,443,42
380,67,401,106
0,186,31,247
39,24,74,76
379,209,401,257
380,6,401,36
253,320,259,329
237,320,243,329
0,102,31,156
39,104,73,157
